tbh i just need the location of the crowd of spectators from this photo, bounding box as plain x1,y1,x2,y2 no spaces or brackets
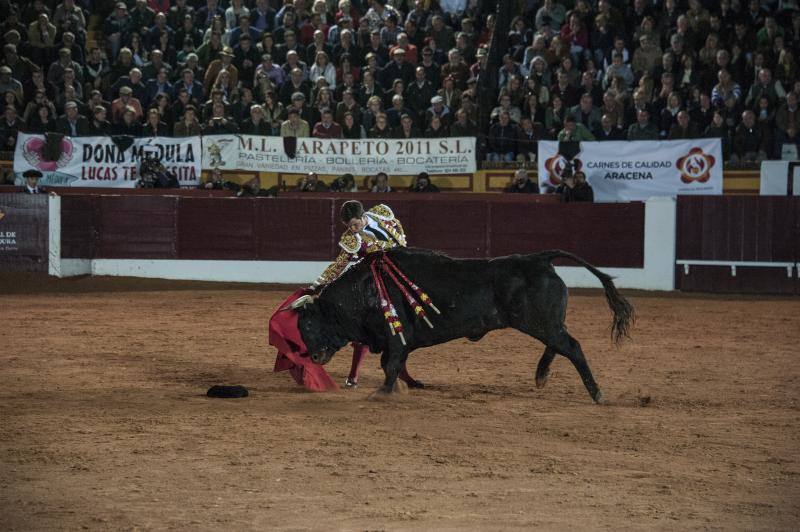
0,0,798,169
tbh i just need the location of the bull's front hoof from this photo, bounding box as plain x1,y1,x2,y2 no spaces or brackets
535,371,549,389
592,390,604,405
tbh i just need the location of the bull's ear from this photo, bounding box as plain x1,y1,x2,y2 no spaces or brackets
289,294,316,310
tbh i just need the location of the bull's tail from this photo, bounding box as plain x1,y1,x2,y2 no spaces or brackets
537,250,635,344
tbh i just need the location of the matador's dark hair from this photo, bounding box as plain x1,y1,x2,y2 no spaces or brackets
340,200,364,223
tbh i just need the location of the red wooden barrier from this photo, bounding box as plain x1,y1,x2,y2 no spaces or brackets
675,196,799,294
60,194,646,269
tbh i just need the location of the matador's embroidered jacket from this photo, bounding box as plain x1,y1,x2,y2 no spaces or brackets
312,204,407,289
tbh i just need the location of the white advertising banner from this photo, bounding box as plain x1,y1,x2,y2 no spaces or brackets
202,135,476,175
537,139,723,202
13,133,202,188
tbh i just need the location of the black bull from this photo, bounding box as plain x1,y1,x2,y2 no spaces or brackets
295,248,634,403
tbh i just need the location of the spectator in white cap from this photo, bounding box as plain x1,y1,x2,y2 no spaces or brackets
425,94,451,128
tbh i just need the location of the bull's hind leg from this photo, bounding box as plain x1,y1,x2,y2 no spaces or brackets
548,330,603,404
535,347,557,388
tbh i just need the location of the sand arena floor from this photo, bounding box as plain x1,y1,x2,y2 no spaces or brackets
0,275,798,530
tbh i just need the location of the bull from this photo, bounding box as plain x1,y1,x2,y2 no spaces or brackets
293,247,634,403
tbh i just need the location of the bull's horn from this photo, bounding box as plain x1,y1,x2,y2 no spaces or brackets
289,294,316,310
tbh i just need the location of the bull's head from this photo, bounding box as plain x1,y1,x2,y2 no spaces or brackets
291,295,348,365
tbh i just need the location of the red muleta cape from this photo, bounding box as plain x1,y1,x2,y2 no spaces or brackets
268,289,339,392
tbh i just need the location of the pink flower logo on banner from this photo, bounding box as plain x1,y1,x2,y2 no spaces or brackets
22,136,74,172
676,147,715,184
543,154,583,186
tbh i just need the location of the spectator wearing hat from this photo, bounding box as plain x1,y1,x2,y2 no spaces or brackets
21,170,47,194
280,107,310,137
425,95,452,129
203,46,238,96
380,47,414,88
55,100,89,137
111,86,143,124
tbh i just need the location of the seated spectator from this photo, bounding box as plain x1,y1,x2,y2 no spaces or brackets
668,110,700,139
204,101,238,134
393,113,420,138
312,108,342,138
704,110,732,162
490,93,522,124
732,110,767,166
21,170,47,194
174,105,202,137
409,172,439,193
424,114,448,138
280,108,310,137
594,114,624,140
330,173,359,192
627,109,659,140
111,86,143,124
555,170,594,202
26,104,58,134
775,92,800,157
55,100,89,136
296,172,330,192
239,104,270,135
450,108,478,137
87,106,112,136
112,106,143,136
504,168,539,193
425,95,451,128
487,110,519,162
370,171,393,193
745,68,786,109
558,114,596,141
142,108,169,137
570,93,602,133
341,111,363,138
368,112,393,138
517,117,540,161
0,106,22,153
199,167,239,191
